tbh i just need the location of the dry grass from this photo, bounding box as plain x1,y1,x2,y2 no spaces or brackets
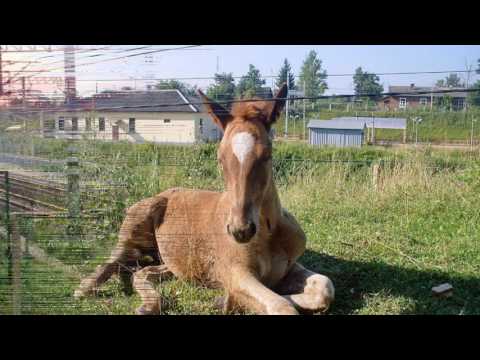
1,143,479,315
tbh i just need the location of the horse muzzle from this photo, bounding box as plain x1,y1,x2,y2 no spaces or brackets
227,221,257,243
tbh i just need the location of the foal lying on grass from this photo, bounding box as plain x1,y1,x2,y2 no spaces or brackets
75,84,334,315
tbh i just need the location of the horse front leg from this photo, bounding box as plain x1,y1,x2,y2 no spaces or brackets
275,262,334,314
227,268,299,315
133,264,173,315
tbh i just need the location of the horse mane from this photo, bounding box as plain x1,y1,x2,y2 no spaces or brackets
231,98,272,123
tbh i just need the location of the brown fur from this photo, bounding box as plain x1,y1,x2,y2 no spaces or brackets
74,84,334,315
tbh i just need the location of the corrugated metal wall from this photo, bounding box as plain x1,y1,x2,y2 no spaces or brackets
309,128,364,147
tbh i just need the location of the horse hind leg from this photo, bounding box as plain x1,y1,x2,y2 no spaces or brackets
74,246,141,300
133,264,173,315
120,250,162,296
74,195,168,300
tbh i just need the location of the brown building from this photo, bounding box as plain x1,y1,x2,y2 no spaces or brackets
377,84,468,111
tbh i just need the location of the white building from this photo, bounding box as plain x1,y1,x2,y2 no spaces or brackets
43,90,220,144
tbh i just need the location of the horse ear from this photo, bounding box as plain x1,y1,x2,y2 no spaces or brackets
265,83,288,127
198,90,232,131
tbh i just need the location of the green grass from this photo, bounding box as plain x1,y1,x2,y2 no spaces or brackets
272,107,480,143
1,140,479,315
280,160,480,314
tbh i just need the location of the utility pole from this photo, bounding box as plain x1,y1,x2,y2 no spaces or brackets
471,117,476,151
0,45,3,96
465,59,472,89
465,60,473,112
371,112,375,144
303,80,306,140
271,69,274,93
285,72,289,138
430,84,434,112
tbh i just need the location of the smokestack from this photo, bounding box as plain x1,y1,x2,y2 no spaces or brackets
0,46,3,96
64,45,76,104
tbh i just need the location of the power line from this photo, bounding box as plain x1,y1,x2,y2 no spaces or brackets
3,88,478,115
3,46,204,87
2,68,476,78
11,69,471,87
1,46,116,86
0,45,206,75
0,46,117,53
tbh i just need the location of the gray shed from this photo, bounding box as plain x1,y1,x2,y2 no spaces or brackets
335,117,406,130
308,119,366,148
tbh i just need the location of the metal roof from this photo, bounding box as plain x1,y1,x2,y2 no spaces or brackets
64,90,201,113
387,86,468,98
336,117,407,130
308,116,406,130
307,119,366,130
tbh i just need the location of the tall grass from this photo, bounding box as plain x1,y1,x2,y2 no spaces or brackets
273,107,480,143
1,136,479,314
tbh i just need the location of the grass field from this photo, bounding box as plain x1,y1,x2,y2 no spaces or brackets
273,107,480,144
1,139,479,315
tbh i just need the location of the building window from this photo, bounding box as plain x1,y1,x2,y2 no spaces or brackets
72,117,78,131
85,118,91,131
44,119,55,130
399,98,407,109
164,119,171,123
99,117,105,131
199,118,203,134
419,98,428,107
58,117,65,131
129,118,136,133
453,98,464,110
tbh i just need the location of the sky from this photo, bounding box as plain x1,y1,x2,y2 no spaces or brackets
3,45,480,98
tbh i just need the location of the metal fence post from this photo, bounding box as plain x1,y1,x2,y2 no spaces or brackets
372,161,383,192
4,171,12,281
23,217,33,259
66,146,80,235
10,214,21,315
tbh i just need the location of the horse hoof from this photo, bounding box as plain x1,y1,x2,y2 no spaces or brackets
135,305,160,315
213,296,225,310
73,289,87,300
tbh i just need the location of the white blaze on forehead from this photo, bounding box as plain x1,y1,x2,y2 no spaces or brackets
232,132,255,164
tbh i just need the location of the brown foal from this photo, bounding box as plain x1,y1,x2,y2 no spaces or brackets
74,84,334,315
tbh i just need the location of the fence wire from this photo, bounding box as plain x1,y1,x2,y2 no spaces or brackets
0,125,479,315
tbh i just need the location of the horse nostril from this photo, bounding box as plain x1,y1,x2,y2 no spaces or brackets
228,222,257,243
248,222,256,236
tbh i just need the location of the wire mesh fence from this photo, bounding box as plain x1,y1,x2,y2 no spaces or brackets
2,44,480,314
0,129,478,314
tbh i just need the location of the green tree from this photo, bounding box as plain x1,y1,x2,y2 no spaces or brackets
467,80,480,106
206,73,236,104
236,64,266,98
353,67,384,98
154,80,197,96
436,73,465,88
276,59,295,90
298,50,328,97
